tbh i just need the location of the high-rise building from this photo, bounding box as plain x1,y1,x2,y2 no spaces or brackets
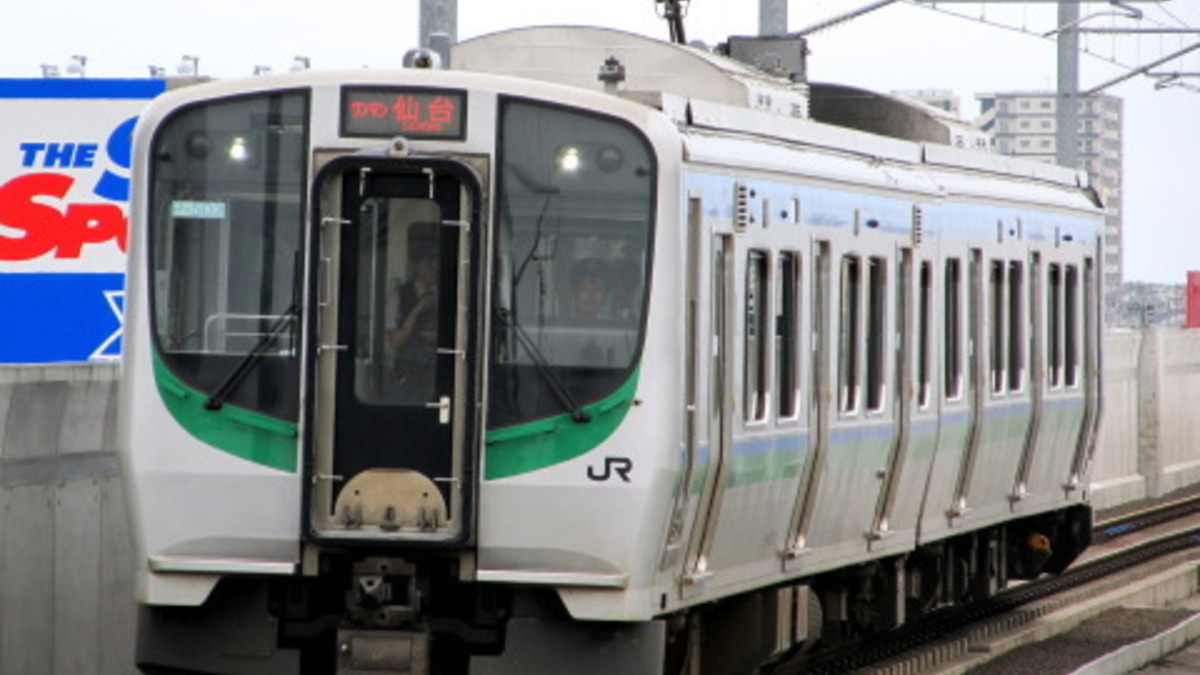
976,92,1124,292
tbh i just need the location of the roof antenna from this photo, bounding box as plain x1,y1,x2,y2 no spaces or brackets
655,0,689,45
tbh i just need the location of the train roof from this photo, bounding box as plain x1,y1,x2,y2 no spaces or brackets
453,25,811,119
453,25,1096,200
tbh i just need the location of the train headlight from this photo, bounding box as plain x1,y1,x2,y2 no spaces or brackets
557,146,582,173
228,137,249,162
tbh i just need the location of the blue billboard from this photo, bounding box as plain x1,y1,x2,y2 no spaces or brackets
0,78,165,363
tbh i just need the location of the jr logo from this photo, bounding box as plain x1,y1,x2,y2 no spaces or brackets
587,457,633,483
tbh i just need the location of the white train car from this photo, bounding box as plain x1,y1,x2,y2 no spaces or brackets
119,26,1104,675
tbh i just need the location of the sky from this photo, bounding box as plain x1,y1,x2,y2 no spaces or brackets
1,0,1197,283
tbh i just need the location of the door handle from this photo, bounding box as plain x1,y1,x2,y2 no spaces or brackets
426,395,451,425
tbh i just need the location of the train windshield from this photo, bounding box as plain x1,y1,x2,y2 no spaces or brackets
147,91,309,420
489,99,656,428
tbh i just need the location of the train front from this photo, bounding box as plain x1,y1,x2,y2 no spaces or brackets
119,69,682,674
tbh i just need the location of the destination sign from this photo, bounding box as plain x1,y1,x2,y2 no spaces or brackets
341,87,467,140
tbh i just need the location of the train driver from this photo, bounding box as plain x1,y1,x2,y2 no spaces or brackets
388,232,439,400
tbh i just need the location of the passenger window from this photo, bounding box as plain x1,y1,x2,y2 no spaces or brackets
866,256,886,412
1065,264,1079,388
944,258,963,400
839,255,861,413
917,261,932,409
1083,258,1095,387
745,250,770,422
777,252,801,420
1049,264,1063,388
1008,261,1025,392
990,260,1005,394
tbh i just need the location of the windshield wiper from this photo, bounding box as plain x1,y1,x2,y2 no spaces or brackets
205,304,298,411
498,309,591,424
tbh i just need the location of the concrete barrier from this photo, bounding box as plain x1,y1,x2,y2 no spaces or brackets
1156,330,1200,493
0,364,136,675
1091,328,1200,512
1090,330,1147,510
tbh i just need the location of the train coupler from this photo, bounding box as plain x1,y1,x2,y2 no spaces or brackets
346,557,422,627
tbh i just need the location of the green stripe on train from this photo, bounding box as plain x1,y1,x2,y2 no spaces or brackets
152,353,298,472
484,368,640,481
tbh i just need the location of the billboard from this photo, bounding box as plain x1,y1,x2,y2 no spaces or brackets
0,79,165,363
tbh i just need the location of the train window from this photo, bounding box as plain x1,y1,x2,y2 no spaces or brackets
990,260,1005,394
839,255,861,413
777,252,801,420
944,258,963,400
813,242,831,422
1065,264,1080,387
1083,258,1095,389
358,201,442,406
1008,261,1025,392
866,256,886,412
745,250,770,423
1049,264,1063,388
917,261,932,409
714,239,730,433
149,90,309,420
488,98,656,428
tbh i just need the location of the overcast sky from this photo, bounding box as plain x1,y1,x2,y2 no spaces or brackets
1,0,1196,283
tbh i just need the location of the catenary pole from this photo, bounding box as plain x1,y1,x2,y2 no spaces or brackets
420,0,457,47
760,0,788,36
1056,0,1081,169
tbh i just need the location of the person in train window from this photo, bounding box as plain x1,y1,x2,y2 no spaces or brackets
570,257,611,320
389,236,439,399
568,257,612,366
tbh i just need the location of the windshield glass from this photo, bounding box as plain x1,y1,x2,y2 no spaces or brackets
149,91,309,419
488,98,656,428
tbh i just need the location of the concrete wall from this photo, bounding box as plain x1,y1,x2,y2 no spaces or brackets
1091,328,1200,511
1156,330,1200,492
1090,330,1146,508
0,364,136,675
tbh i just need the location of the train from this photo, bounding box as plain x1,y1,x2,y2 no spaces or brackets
117,25,1105,675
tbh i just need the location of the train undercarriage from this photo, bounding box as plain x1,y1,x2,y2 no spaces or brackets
135,505,1090,675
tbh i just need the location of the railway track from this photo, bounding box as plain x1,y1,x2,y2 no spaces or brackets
760,496,1200,675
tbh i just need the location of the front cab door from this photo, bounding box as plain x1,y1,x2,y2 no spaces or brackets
307,157,480,545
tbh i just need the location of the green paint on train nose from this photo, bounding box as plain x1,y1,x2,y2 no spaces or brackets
483,368,640,481
152,352,298,472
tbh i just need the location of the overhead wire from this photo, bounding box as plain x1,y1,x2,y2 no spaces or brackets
894,0,1200,94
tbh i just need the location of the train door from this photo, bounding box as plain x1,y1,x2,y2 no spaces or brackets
661,195,704,574
681,232,735,586
951,248,985,515
885,251,940,537
1070,256,1101,487
786,240,830,557
1016,249,1093,504
791,234,898,555
872,247,912,543
1014,252,1044,497
307,157,481,544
